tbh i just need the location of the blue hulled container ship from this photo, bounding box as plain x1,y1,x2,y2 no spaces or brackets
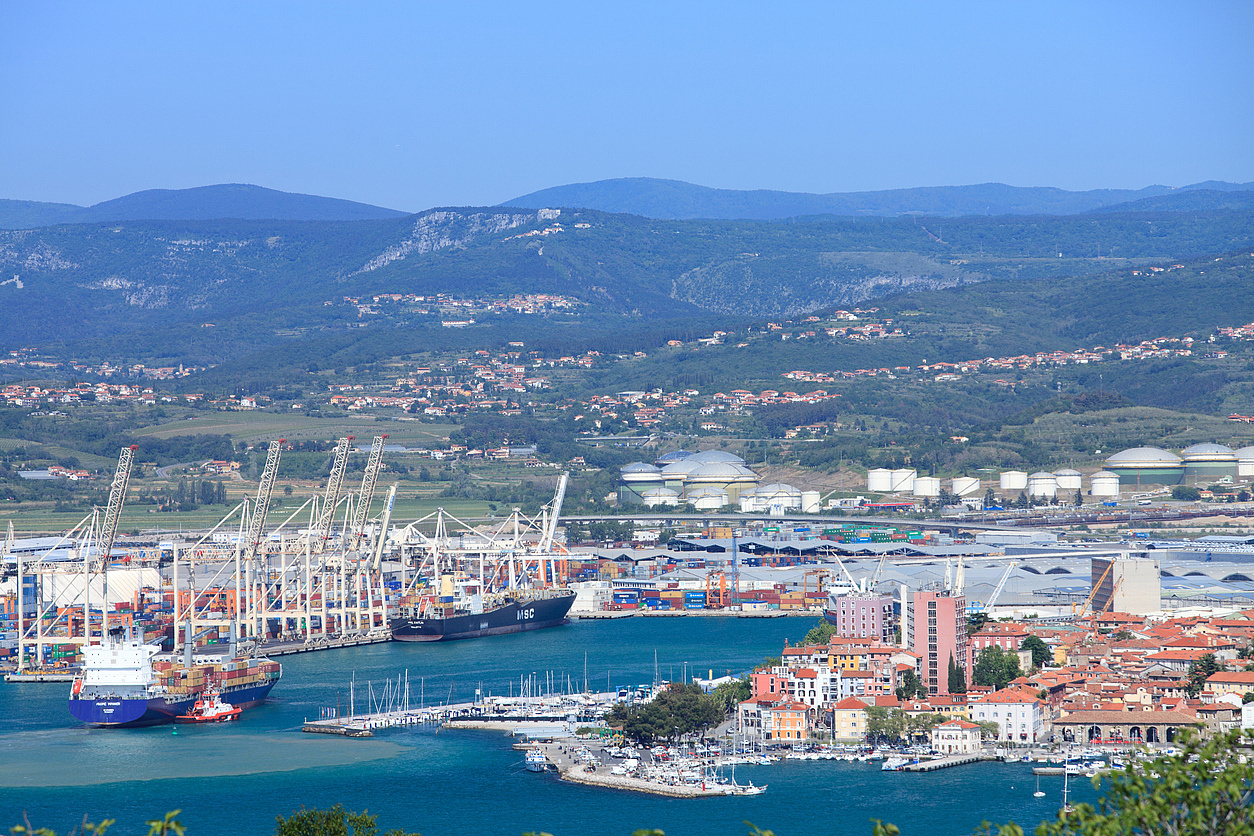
68,626,281,727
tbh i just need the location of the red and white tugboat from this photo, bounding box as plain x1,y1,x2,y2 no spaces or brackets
174,689,243,724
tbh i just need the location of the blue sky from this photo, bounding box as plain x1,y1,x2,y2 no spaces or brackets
2,1,1251,211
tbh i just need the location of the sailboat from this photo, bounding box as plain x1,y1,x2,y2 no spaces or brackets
1033,774,1045,798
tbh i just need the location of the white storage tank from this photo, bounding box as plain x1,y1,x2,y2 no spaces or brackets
913,476,941,498
1054,468,1082,491
890,468,917,492
1027,471,1058,498
1000,470,1028,491
951,476,980,497
1236,447,1254,477
867,468,893,492
1090,471,1121,497
801,491,821,513
642,487,681,508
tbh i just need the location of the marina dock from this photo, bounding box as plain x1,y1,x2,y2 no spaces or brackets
901,753,994,771
256,632,393,656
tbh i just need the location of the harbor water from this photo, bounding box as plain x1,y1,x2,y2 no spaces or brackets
0,618,1097,835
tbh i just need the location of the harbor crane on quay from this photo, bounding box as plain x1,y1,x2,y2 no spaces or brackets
13,445,138,672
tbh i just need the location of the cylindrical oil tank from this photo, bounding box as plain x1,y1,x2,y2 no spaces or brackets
801,491,821,513
867,468,893,492
1237,447,1254,477
890,468,917,492
1090,471,1120,497
913,476,941,498
1054,468,1082,491
1027,471,1057,498
952,476,980,497
1000,470,1028,491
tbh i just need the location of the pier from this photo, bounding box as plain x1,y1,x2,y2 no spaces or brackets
901,752,994,772
256,632,393,656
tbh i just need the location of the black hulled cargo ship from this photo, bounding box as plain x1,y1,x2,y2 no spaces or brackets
391,587,575,642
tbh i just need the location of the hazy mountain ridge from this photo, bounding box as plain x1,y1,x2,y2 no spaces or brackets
502,177,1254,220
0,184,408,229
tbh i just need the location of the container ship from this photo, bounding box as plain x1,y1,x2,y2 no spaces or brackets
68,625,281,727
391,583,575,642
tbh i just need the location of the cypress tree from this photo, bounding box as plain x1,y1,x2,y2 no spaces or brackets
948,653,967,694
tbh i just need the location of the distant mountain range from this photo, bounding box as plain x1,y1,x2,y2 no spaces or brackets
0,184,408,229
501,177,1254,220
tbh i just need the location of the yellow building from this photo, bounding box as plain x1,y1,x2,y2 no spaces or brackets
831,696,869,742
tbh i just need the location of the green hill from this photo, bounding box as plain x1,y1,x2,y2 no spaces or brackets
2,204,1252,369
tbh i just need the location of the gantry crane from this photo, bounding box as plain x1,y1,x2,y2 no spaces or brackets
312,436,354,548
350,435,387,552
97,445,136,636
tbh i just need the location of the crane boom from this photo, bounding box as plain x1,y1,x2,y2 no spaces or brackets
243,439,284,562
97,446,136,571
351,435,387,549
371,484,397,572
313,436,353,545
539,472,569,552
983,559,1018,611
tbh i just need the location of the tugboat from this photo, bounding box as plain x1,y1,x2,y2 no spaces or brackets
175,689,242,724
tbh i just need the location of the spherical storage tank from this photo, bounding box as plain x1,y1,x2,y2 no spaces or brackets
1000,470,1028,491
1054,468,1082,491
1090,471,1120,497
867,468,893,492
952,476,981,497
913,476,941,498
1027,472,1057,498
1180,443,1237,485
890,468,917,493
620,462,664,505
1104,447,1184,486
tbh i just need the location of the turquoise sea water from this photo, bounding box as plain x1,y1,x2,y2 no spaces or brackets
1,619,1097,836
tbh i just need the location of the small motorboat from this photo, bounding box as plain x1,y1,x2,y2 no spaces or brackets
175,690,242,724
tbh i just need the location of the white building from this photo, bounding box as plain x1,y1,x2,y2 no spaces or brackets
968,689,1043,744
930,719,983,754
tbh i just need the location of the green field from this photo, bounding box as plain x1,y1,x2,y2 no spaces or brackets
132,411,456,446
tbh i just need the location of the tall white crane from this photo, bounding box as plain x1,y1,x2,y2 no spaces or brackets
350,435,387,551
243,439,284,563
539,472,569,553
97,446,136,573
312,436,353,547
371,484,397,573
96,445,135,637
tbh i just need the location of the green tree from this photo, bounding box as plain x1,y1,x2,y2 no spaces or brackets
1185,652,1221,697
801,620,838,647
967,611,992,635
865,705,907,743
711,677,751,713
947,653,967,694
896,669,927,701
1172,485,1202,501
973,645,1022,691
1073,488,1083,507
1020,635,1050,669
275,805,420,836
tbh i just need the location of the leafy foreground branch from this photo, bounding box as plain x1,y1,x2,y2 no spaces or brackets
12,732,1253,836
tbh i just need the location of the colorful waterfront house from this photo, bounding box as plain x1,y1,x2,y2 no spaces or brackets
930,719,982,754
830,696,869,742
967,688,1043,744
762,699,812,743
